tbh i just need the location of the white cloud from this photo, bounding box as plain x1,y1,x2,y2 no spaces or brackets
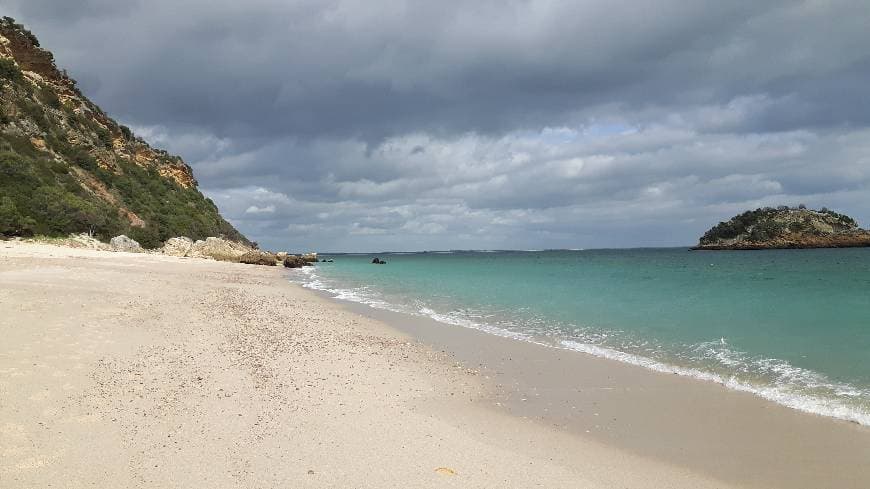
189,120,870,251
245,205,276,214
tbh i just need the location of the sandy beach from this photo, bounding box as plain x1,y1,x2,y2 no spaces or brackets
1,242,868,488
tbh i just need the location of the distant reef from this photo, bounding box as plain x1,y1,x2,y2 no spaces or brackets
693,206,870,250
0,17,248,248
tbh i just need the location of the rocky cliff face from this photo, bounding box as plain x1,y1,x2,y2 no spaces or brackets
694,207,870,250
0,17,247,247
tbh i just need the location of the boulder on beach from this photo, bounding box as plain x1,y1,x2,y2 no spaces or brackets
239,250,278,266
301,252,318,263
161,237,194,257
372,257,386,264
189,237,252,262
110,235,143,253
276,252,288,261
283,255,311,268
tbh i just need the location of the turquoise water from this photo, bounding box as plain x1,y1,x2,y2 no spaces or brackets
291,248,870,424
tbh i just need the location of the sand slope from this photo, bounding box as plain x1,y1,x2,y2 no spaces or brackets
0,242,736,488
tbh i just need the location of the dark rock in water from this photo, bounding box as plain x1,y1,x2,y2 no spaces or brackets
283,255,308,268
239,250,277,266
372,258,386,264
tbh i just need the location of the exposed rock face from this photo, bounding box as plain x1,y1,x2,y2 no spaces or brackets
276,252,288,261
694,207,870,250
189,237,252,262
110,235,143,253
161,237,194,257
239,250,278,266
301,252,318,263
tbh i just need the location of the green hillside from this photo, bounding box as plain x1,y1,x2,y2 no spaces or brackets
0,18,247,248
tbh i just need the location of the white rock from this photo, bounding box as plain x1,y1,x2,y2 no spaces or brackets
110,235,143,253
161,236,194,257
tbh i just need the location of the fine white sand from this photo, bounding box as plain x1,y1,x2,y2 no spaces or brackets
1,241,747,488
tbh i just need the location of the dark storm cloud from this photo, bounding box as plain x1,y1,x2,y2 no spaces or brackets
12,0,865,138
4,0,870,251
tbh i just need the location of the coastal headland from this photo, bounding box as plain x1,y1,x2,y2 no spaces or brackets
693,207,870,250
2,242,869,488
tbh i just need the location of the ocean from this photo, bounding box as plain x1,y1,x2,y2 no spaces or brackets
289,248,870,425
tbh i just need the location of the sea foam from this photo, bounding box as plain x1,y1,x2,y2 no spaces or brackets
290,262,870,426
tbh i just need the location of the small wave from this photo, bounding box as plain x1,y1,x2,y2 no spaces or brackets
417,307,538,343
561,340,870,426
293,268,397,311
291,268,539,343
688,341,870,398
289,267,870,426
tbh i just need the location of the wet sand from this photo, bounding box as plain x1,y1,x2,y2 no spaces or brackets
2,241,867,488
338,301,870,488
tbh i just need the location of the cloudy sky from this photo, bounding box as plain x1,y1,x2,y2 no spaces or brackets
6,0,870,251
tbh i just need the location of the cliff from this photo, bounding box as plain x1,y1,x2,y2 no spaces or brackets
693,206,870,250
0,17,248,248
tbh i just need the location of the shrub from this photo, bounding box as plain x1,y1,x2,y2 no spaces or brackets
69,149,99,172
17,99,50,131
95,127,113,148
0,196,30,235
37,85,62,109
0,134,41,158
0,58,21,82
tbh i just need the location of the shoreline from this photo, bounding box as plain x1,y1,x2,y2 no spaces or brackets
294,262,870,427
2,241,744,488
305,280,870,488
